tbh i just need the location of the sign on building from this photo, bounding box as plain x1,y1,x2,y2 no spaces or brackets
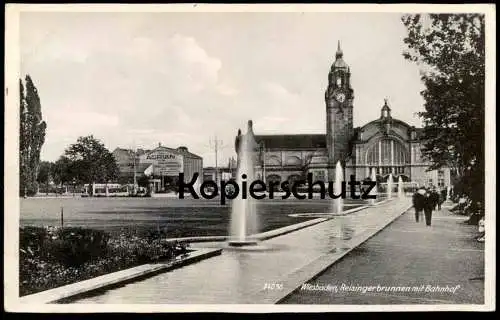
140,148,184,176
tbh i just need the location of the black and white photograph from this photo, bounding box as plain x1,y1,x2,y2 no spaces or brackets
4,3,495,312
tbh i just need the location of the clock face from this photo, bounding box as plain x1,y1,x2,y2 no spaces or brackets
335,92,346,103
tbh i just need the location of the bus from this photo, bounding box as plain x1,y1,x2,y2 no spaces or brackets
81,183,130,197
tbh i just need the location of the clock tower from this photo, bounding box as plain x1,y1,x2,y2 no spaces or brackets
325,41,354,180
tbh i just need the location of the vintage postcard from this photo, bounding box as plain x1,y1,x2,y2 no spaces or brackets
4,3,495,313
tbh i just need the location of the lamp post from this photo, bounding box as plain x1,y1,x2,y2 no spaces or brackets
133,149,137,195
261,142,266,185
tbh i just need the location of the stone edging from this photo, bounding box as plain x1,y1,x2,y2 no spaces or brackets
18,248,222,304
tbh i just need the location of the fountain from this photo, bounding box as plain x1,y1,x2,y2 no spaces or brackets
228,121,259,247
193,176,202,196
369,168,377,205
333,161,344,215
387,173,393,199
398,176,404,197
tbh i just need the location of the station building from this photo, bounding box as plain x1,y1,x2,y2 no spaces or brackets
235,42,451,188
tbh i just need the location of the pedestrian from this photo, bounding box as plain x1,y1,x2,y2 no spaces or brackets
429,187,440,211
412,187,427,223
423,189,435,226
439,188,447,210
477,216,485,243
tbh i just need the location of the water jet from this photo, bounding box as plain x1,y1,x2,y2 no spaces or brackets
387,173,393,199
228,121,260,247
332,161,344,214
398,176,404,197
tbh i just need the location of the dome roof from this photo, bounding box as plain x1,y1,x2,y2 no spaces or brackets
331,40,349,69
333,58,349,69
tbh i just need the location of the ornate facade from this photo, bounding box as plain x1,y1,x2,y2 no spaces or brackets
235,41,450,188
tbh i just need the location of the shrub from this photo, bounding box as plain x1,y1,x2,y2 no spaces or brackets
106,235,189,264
19,226,191,296
19,226,49,257
45,228,109,267
20,226,109,267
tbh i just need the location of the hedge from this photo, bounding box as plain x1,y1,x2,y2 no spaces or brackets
20,226,189,296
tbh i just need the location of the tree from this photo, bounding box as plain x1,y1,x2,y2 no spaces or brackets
401,14,485,216
51,156,73,187
36,161,53,195
64,135,119,196
20,75,47,196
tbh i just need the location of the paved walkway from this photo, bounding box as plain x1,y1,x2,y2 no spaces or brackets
71,198,412,304
281,205,485,304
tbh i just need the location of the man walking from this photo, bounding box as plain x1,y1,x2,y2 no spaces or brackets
429,187,440,211
412,187,427,223
423,189,435,226
439,188,447,210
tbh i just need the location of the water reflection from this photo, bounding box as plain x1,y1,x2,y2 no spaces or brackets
223,242,291,253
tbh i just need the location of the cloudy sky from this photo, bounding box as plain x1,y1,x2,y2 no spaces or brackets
20,10,426,166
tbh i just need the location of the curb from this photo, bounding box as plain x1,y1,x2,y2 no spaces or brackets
19,248,222,304
168,236,228,243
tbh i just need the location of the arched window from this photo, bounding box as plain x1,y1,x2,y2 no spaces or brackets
397,174,410,182
393,140,407,165
366,144,379,165
366,138,408,165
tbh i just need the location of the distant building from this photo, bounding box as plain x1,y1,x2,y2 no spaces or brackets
112,143,203,193
112,148,150,183
203,157,237,182
234,41,451,188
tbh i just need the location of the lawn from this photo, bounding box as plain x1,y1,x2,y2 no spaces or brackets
20,197,368,238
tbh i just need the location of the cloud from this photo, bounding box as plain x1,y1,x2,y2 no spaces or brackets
50,111,119,133
262,81,300,104
253,116,290,133
169,34,222,83
216,82,239,96
31,38,89,63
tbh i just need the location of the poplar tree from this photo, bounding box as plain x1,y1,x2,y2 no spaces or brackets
19,75,47,196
